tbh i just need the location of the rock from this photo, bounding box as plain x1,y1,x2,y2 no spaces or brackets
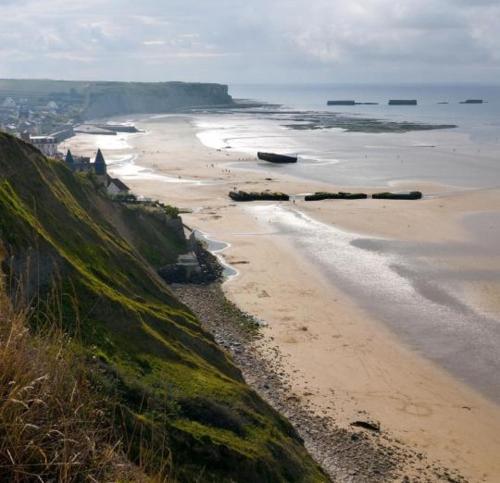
372,191,422,200
229,190,290,202
304,192,368,201
350,420,381,432
158,242,223,285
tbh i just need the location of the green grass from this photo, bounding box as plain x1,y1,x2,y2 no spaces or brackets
0,133,328,482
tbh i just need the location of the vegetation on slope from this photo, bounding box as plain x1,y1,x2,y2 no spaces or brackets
0,277,150,482
0,132,327,482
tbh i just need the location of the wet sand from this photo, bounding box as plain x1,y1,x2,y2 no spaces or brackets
61,115,500,481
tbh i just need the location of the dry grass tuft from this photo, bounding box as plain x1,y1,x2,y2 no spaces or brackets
0,281,143,482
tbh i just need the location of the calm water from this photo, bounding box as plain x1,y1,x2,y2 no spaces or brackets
193,85,500,402
78,89,500,401
195,83,500,189
230,83,500,135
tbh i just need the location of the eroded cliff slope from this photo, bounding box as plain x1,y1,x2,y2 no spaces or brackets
0,133,326,482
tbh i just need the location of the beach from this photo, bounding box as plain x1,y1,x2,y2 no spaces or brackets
61,115,500,481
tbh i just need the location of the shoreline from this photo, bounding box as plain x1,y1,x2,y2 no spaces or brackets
61,114,500,481
172,282,465,482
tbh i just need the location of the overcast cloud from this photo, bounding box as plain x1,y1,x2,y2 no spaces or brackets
0,0,498,83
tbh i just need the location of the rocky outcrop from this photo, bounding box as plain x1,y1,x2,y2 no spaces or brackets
229,190,290,202
305,192,368,201
372,191,423,200
158,242,223,285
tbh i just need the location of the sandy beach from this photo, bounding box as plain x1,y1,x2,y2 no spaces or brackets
62,115,500,481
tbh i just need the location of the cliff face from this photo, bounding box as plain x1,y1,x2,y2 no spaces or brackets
0,133,326,482
82,81,233,119
0,79,234,120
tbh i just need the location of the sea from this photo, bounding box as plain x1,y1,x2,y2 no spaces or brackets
195,83,500,189
82,84,500,402
192,84,500,402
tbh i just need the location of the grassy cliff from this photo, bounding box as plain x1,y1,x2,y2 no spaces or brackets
0,132,327,482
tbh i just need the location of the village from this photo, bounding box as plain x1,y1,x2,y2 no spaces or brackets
0,91,79,142
0,90,144,201
0,91,138,161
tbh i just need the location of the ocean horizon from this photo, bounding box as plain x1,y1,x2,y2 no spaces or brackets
190,83,500,189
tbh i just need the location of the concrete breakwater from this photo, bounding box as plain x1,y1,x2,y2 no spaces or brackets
229,190,290,202
229,190,423,202
305,192,368,201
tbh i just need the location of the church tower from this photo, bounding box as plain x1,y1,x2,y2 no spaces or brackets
94,149,107,176
65,149,75,168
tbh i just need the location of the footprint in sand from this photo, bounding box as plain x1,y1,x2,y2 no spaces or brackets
243,282,258,291
399,401,433,417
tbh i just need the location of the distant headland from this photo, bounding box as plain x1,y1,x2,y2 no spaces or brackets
0,78,234,139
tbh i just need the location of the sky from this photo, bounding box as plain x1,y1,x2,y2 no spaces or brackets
0,0,499,85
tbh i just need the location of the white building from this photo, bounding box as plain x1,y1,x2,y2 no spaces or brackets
30,136,58,157
46,101,58,111
1,97,16,109
107,177,130,196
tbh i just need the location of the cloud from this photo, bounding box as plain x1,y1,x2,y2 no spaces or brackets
0,0,498,83
143,40,166,46
261,0,500,65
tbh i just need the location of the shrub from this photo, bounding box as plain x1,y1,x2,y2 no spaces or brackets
161,204,180,219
